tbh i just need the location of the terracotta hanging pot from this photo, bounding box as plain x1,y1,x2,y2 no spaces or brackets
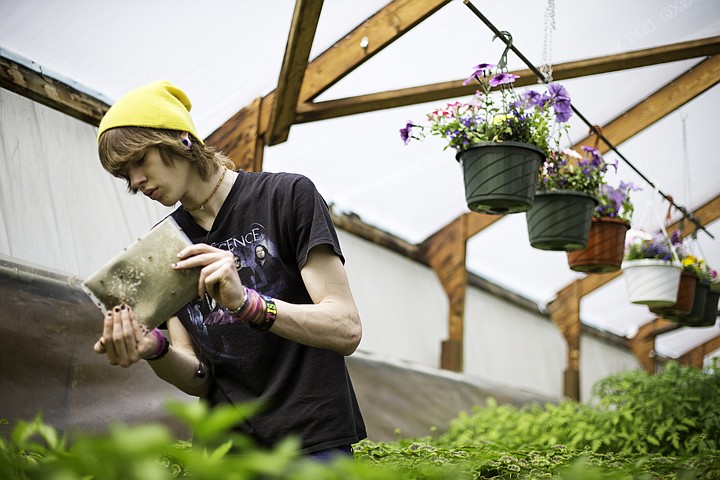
567,217,630,273
621,259,683,307
456,141,544,215
526,190,598,251
648,270,698,318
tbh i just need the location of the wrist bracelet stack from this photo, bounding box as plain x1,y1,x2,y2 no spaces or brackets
144,328,169,361
228,287,277,331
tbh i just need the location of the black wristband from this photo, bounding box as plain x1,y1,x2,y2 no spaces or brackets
250,295,277,331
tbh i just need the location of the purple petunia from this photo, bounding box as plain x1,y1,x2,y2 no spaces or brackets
552,99,573,122
462,63,496,86
399,121,414,145
548,83,570,102
547,83,573,122
489,72,519,87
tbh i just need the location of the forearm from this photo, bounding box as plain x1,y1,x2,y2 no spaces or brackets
145,342,211,397
269,298,362,356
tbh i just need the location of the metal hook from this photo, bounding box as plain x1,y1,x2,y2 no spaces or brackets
493,31,513,70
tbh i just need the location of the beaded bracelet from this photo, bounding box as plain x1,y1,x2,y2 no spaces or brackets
144,328,169,361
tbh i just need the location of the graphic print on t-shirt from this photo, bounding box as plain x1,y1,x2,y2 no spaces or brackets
185,222,289,330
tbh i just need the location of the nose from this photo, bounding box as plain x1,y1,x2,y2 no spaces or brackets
127,165,146,191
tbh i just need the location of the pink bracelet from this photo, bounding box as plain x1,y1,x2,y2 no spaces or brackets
144,328,169,360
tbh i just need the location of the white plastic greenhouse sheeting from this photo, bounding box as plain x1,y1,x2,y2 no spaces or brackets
1,88,673,402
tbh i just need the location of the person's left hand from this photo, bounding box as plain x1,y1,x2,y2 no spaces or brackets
173,244,246,311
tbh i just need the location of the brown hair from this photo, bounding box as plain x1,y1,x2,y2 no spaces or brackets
98,127,235,193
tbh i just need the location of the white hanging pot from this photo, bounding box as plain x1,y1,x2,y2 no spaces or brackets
621,259,683,307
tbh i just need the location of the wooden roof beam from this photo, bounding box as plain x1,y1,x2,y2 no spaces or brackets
298,0,451,103
266,0,324,146
574,55,720,152
207,0,451,159
297,36,720,122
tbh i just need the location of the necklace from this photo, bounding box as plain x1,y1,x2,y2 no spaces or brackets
184,167,227,212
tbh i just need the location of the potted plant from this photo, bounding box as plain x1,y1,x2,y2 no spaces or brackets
649,252,700,320
621,230,683,306
660,255,719,326
400,63,573,214
567,181,640,272
700,267,720,326
525,146,607,251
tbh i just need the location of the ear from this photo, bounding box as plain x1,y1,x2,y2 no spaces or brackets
180,132,192,149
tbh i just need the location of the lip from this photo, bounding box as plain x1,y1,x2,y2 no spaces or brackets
144,188,159,200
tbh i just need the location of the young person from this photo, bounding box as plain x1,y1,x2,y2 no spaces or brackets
93,80,366,456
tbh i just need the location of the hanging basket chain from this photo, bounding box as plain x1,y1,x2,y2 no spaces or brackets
461,0,713,240
540,0,555,83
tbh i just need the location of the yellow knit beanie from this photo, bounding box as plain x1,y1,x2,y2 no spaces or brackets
98,80,204,144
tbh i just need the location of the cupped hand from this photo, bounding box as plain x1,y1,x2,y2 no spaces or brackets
173,244,246,311
93,304,156,367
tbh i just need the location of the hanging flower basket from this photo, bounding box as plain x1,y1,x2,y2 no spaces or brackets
669,282,717,327
699,284,720,326
567,217,630,273
525,190,598,251
648,270,698,318
621,259,683,307
682,281,711,326
456,141,544,214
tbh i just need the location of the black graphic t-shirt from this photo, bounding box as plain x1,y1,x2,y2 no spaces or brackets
169,170,366,453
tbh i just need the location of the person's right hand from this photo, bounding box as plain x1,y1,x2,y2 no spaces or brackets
93,304,156,367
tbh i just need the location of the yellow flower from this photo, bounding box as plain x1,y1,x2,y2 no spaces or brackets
491,114,512,125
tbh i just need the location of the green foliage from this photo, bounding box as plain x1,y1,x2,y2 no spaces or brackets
537,147,608,196
2,362,719,479
439,361,720,457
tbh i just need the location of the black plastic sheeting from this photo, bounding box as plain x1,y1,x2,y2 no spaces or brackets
0,257,553,443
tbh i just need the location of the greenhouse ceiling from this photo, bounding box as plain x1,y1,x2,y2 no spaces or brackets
1,0,719,361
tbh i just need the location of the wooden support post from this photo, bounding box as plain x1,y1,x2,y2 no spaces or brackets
547,281,581,400
422,215,468,372
420,212,502,372
626,318,680,373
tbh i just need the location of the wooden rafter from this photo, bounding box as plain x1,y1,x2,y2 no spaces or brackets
206,0,450,168
574,55,720,152
296,36,720,123
298,0,451,103
266,0,324,146
206,97,265,172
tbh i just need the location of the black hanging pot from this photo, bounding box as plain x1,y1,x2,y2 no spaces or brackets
526,189,598,251
456,141,544,215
